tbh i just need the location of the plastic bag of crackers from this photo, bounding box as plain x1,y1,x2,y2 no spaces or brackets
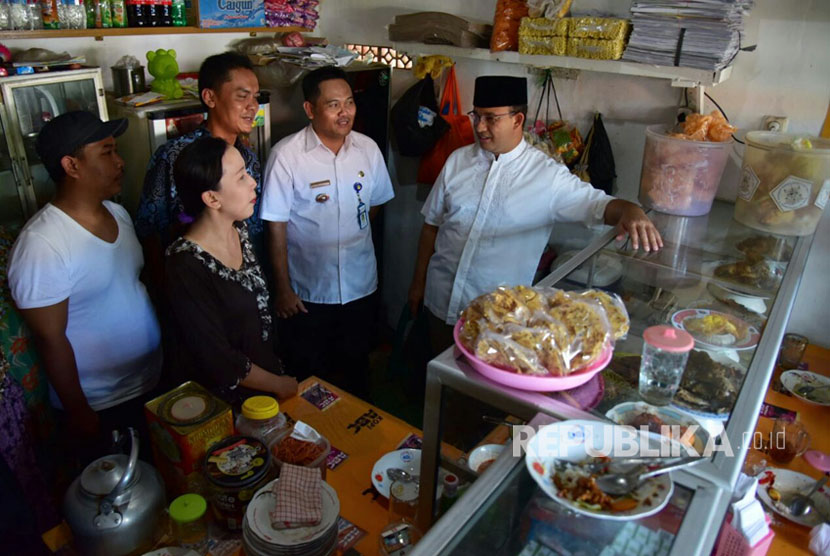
458,286,629,376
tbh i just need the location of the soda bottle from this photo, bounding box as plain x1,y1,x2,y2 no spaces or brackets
171,0,183,25
41,0,59,29
96,0,112,27
83,0,95,27
133,0,146,26
145,0,157,26
110,0,124,26
159,0,170,26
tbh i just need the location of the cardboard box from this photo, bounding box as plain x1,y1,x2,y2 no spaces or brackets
195,0,265,29
144,381,234,496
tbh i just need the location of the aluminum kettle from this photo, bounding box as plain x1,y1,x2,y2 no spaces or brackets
63,428,166,556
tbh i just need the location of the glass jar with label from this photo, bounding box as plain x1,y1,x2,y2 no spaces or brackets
204,436,272,531
235,395,289,450
169,493,208,553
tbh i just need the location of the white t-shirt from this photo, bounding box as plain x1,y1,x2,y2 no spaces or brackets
8,201,162,411
260,125,395,304
422,140,614,324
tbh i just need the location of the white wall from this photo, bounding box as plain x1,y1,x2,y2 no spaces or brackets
3,0,828,344
319,0,830,345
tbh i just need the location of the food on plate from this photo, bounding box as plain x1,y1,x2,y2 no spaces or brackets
552,457,659,513
714,255,779,290
736,235,793,262
684,313,743,340
274,435,325,466
669,111,736,143
624,411,696,450
477,459,496,473
459,286,629,376
674,350,744,414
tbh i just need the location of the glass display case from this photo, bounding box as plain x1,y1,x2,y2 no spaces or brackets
0,68,107,227
414,201,817,555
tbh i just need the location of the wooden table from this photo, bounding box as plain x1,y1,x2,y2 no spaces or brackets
751,345,830,555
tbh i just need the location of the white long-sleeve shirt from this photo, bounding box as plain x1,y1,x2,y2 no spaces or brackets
422,139,614,324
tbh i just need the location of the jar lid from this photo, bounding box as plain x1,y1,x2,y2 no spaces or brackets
169,493,207,524
643,325,694,353
242,395,280,421
204,436,270,489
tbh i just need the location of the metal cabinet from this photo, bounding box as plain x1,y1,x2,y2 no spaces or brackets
414,201,817,555
0,68,107,227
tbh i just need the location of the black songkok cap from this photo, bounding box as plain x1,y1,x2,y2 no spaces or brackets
473,76,528,108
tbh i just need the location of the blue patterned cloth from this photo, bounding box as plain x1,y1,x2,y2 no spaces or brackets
135,127,264,249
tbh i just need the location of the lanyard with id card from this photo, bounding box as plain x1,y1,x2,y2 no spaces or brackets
354,182,368,229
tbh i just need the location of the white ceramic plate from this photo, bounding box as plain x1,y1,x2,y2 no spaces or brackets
706,281,768,314
525,420,675,521
142,549,200,556
468,444,505,474
246,478,340,547
370,449,449,499
780,370,830,406
757,468,830,527
605,402,711,456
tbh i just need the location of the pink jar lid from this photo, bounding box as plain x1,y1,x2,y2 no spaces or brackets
643,325,694,353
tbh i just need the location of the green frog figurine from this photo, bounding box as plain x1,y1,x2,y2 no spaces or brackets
147,48,183,99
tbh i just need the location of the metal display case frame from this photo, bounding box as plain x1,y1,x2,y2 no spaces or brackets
414,201,817,555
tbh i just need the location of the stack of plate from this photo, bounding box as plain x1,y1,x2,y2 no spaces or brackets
242,478,340,556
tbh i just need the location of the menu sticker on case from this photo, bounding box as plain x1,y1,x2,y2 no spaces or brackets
770,175,812,212
815,179,830,210
336,516,367,552
326,446,349,470
738,166,761,201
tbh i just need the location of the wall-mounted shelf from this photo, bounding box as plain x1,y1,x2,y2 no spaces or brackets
392,41,732,88
0,25,309,41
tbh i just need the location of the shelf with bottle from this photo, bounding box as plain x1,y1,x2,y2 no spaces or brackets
0,0,311,39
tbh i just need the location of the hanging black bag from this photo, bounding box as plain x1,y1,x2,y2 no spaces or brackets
390,75,450,157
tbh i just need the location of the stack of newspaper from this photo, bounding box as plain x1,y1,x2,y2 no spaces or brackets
622,0,753,70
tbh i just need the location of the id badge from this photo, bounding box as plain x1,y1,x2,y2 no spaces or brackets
357,200,368,230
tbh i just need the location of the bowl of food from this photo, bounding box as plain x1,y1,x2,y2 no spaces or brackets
525,420,676,521
468,444,505,474
455,286,628,392
605,402,710,456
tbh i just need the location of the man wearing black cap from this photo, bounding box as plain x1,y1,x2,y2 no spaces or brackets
8,111,162,452
408,75,662,351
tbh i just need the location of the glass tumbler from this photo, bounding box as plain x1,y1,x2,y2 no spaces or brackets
639,325,695,406
778,333,808,369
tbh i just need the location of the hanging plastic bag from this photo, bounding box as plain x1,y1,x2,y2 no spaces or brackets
391,74,450,157
523,70,583,167
491,0,529,52
574,112,616,194
417,66,475,185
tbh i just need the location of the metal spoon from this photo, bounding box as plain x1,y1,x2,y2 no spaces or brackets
788,473,829,517
387,467,417,483
595,456,705,496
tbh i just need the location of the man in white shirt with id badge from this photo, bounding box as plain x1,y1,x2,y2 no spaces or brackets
260,66,394,399
408,75,663,354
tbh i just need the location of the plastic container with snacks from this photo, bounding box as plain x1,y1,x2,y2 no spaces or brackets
733,131,830,236
519,35,566,56
204,436,272,531
271,421,331,480
235,395,290,449
639,125,733,216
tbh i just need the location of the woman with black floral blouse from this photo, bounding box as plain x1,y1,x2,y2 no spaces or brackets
165,136,298,402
